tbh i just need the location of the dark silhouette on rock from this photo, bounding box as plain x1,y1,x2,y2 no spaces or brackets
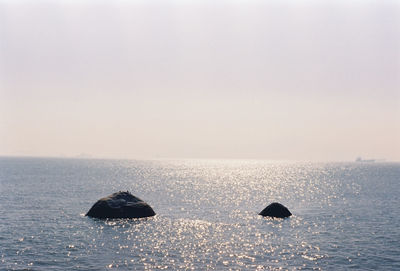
259,202,292,218
86,191,155,219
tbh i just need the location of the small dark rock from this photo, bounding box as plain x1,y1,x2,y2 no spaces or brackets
259,202,292,218
86,191,155,219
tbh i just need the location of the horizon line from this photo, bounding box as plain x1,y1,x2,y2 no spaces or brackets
0,154,395,163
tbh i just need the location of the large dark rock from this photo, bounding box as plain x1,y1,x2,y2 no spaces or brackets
259,202,292,218
86,191,155,219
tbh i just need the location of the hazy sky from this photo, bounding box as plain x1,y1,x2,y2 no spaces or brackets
1,0,399,161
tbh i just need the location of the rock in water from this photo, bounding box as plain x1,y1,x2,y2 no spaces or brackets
86,191,155,219
259,202,292,218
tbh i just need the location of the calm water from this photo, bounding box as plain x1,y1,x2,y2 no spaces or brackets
1,157,399,270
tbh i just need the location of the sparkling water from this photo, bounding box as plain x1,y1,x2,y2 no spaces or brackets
1,157,399,270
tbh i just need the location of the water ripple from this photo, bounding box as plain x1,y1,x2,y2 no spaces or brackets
1,158,399,270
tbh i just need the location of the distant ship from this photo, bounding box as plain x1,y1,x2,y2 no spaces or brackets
355,157,375,162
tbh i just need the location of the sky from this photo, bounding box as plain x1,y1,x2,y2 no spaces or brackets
0,0,399,161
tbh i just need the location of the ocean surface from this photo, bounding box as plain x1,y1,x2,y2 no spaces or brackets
1,157,399,270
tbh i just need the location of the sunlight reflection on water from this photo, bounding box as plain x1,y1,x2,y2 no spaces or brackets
1,158,400,270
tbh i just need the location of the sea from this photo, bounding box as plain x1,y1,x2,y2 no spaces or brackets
1,157,399,270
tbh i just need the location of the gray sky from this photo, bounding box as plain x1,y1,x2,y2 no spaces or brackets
1,0,399,161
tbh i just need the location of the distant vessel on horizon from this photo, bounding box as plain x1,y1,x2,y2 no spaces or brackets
356,157,376,163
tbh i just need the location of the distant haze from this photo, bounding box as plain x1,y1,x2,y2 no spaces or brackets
1,0,399,161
